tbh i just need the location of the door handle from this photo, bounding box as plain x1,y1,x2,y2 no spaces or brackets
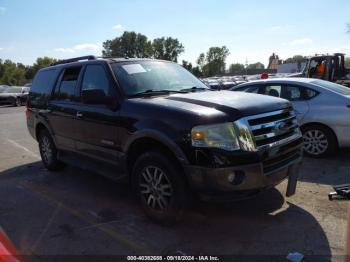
76,112,83,118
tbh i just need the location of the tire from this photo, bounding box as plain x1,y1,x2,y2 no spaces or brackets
13,97,21,107
302,124,337,158
132,151,189,225
38,129,65,171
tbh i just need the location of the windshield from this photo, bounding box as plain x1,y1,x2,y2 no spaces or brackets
311,79,350,95
111,61,209,96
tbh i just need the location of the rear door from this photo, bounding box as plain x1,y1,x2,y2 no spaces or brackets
74,63,122,168
261,83,309,122
281,84,309,122
48,66,83,151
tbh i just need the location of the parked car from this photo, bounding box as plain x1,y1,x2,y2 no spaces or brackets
0,85,8,92
27,56,303,223
0,86,29,106
232,78,350,157
202,78,222,89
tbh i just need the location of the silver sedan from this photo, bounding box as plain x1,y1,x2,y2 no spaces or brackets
232,78,350,157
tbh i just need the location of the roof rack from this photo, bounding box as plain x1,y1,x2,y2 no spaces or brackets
50,55,97,66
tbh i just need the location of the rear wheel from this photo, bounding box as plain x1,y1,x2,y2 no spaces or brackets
38,129,65,171
132,151,189,225
302,124,337,158
12,97,21,107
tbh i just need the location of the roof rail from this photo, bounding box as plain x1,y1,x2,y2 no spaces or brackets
50,55,96,66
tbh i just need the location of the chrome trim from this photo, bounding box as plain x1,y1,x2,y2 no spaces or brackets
234,108,302,152
250,116,297,131
257,131,302,150
244,108,295,121
254,123,299,141
233,118,257,152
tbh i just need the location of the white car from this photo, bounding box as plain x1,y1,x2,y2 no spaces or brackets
232,78,350,157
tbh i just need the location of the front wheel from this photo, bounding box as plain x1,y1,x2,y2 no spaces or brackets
302,125,337,158
132,151,189,225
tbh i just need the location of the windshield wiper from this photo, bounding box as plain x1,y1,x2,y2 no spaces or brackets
179,86,209,92
128,89,188,98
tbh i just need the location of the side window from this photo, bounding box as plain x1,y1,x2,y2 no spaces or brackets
263,85,282,97
281,85,302,101
57,67,81,100
236,85,260,93
82,65,109,95
304,88,319,100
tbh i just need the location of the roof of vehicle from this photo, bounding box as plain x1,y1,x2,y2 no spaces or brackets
235,77,316,86
46,55,169,70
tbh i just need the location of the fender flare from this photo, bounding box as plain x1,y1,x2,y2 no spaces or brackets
124,129,189,165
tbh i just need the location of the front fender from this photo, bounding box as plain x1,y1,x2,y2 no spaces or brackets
123,129,189,165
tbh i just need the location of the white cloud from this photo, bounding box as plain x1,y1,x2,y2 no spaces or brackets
267,25,282,32
112,24,123,30
74,43,101,52
54,47,74,53
0,7,6,15
289,38,313,46
54,43,102,54
0,47,3,51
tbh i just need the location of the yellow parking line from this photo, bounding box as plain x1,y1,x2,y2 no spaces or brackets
21,182,154,255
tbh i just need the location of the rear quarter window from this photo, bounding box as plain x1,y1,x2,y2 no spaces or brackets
29,69,59,107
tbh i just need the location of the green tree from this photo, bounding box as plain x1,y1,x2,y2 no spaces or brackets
285,55,307,63
200,46,230,76
228,63,245,74
181,60,202,77
102,31,153,58
247,62,265,69
0,59,26,85
31,57,57,77
196,53,205,72
182,60,193,71
152,37,184,62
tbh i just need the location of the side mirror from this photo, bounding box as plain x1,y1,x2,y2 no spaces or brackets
81,89,113,105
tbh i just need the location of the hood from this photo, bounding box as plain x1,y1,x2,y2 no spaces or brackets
166,91,290,117
132,90,291,120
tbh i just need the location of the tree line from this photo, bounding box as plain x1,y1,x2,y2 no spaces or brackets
0,57,56,86
1,30,349,85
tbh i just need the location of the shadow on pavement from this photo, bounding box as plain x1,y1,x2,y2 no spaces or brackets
298,148,350,186
0,161,332,258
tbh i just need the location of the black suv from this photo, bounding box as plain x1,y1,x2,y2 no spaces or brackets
27,56,303,223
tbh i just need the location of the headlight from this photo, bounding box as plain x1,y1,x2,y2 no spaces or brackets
191,122,240,151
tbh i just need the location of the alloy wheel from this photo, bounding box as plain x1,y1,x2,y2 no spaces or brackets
303,129,329,156
40,136,53,164
139,166,173,210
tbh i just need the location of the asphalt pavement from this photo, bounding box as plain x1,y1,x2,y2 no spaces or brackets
0,105,349,260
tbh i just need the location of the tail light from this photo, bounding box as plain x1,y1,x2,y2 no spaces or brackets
25,101,29,119
0,228,19,262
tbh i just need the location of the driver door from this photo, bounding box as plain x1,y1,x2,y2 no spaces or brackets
74,64,122,168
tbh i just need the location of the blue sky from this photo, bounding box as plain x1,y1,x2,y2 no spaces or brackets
0,0,349,66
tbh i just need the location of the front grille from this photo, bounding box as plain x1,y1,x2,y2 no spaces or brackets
246,108,300,150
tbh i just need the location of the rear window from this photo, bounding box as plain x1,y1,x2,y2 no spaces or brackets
31,69,58,95
29,69,59,107
311,80,350,95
